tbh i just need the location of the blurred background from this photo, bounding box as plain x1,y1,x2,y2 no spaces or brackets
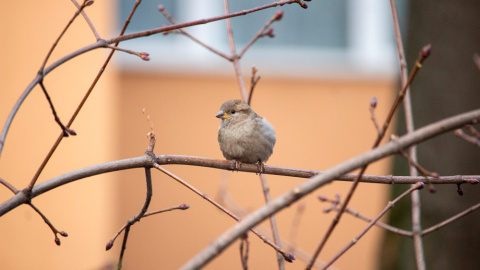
1,0,478,269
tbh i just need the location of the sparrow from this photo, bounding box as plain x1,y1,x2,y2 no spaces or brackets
216,99,276,172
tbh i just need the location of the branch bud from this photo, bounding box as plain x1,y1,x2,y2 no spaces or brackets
84,0,94,7
284,252,296,262
140,52,150,61
317,195,327,202
370,97,378,108
420,44,432,59
106,240,114,251
55,236,61,246
457,183,464,196
265,28,275,38
415,182,425,190
275,10,284,21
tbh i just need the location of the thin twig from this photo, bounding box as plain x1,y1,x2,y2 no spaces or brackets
318,195,412,237
158,5,231,61
152,163,295,262
248,66,261,106
117,224,130,270
115,203,189,270
238,10,283,58
38,81,76,137
259,174,285,270
421,201,480,236
466,124,480,139
240,234,250,270
322,183,424,269
369,97,381,134
29,202,68,246
143,204,190,218
398,149,437,192
455,128,480,147
70,0,100,39
106,167,153,251
223,0,249,102
38,0,93,72
108,45,150,61
0,177,19,194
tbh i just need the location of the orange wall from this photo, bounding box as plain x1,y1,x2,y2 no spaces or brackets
0,1,395,269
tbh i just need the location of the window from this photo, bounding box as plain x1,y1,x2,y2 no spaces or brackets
117,0,407,78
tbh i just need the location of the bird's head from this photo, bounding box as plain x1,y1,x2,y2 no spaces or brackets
215,99,254,125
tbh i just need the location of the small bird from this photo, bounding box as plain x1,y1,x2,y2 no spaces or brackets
216,99,276,172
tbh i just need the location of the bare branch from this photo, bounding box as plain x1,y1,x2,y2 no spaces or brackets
39,0,94,72
70,0,100,40
455,128,480,148
240,234,250,270
108,45,150,61
238,10,284,58
143,204,190,218
2,156,478,218
223,0,248,102
0,177,19,194
318,195,413,237
421,201,480,236
38,81,77,137
106,167,153,251
158,5,231,61
248,66,261,106
28,202,68,246
369,97,381,134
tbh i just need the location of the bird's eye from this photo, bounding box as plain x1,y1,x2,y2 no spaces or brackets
231,110,236,114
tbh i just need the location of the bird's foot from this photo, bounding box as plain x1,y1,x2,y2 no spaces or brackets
230,160,241,171
256,161,265,175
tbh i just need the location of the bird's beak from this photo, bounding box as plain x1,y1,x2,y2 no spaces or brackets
215,111,228,119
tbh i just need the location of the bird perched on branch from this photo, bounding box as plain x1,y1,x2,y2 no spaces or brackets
216,99,276,173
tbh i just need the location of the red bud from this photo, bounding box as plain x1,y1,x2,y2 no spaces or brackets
284,252,296,262
106,240,114,251
275,10,284,21
370,97,378,108
420,44,431,59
